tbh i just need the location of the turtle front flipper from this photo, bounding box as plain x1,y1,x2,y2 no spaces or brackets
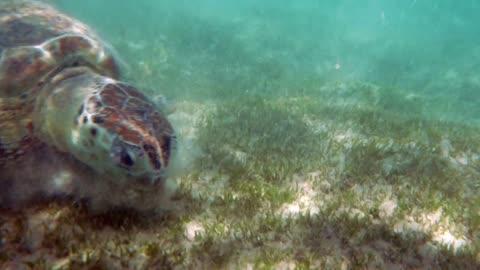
33,67,176,186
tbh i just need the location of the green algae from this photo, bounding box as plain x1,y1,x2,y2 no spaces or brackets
2,1,480,269
3,81,480,269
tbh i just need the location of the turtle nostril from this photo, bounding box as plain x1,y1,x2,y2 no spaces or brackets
90,127,97,137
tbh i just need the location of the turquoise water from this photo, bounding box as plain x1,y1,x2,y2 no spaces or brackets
50,0,480,125
2,1,480,268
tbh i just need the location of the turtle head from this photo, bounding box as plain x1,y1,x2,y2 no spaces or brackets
34,67,176,185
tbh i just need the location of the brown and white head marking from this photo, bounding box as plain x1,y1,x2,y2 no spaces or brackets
70,76,176,184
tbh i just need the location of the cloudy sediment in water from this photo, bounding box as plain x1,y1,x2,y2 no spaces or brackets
2,0,480,269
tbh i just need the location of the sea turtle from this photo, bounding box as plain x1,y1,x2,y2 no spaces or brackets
0,1,177,211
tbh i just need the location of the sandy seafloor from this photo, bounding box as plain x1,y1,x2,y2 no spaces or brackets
2,1,480,269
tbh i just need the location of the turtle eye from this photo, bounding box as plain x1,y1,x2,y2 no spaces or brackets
120,150,134,167
111,138,137,168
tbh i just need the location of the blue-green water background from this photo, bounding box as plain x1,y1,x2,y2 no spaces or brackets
51,0,480,125
1,2,479,267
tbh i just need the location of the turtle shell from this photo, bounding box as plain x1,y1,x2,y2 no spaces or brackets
0,0,120,165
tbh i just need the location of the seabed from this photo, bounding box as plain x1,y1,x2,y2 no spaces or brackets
2,83,480,269
2,2,480,269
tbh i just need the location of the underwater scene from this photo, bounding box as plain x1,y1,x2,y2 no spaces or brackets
1,0,480,269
